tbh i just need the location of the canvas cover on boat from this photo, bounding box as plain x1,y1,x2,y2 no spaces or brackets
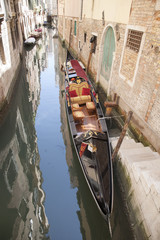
70,60,88,81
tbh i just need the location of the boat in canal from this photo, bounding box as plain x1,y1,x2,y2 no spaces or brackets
64,51,113,224
24,37,36,46
30,29,42,39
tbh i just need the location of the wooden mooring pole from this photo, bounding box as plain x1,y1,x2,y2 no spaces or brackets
112,111,133,162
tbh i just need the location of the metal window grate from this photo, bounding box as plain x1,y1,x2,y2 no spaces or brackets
126,29,143,53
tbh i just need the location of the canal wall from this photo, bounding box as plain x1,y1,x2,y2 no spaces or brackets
111,137,160,240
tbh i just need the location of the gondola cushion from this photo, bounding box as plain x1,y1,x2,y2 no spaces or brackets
69,82,91,104
70,95,91,104
69,90,77,97
82,88,90,96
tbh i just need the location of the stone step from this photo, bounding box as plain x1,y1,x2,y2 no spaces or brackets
111,137,143,150
118,145,160,185
132,159,160,196
119,146,158,167
132,158,160,211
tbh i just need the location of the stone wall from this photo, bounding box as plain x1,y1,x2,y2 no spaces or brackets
58,0,160,153
0,18,23,109
109,0,160,152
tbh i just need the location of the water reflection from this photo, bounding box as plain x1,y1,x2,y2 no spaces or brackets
58,42,111,240
0,29,49,239
0,27,135,240
58,41,135,240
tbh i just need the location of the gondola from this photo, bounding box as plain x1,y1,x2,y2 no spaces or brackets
64,51,113,224
24,37,36,46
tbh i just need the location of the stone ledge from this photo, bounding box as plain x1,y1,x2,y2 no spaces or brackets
111,137,160,239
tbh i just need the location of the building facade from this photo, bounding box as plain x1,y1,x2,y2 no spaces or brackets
58,0,160,153
0,0,46,112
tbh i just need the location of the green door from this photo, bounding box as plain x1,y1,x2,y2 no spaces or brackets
101,27,115,81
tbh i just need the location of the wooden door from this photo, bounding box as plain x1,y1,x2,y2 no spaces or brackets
101,27,115,81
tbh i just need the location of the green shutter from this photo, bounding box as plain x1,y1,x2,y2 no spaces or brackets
74,21,76,36
101,27,115,81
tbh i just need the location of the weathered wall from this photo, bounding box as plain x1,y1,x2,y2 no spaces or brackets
0,0,44,111
0,18,23,109
65,0,81,17
58,0,160,153
83,0,132,23
109,0,160,152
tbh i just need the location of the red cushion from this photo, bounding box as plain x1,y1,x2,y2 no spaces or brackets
82,88,90,96
69,90,77,97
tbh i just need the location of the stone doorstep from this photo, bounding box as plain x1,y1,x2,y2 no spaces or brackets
111,137,137,149
132,160,160,198
120,147,160,173
112,138,160,239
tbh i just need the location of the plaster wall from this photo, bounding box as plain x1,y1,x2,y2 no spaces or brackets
65,0,81,18
83,0,132,24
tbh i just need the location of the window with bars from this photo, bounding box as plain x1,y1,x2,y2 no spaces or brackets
126,29,143,53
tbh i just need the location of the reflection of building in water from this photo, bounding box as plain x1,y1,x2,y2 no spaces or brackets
0,64,49,240
53,38,59,86
58,40,109,240
24,28,50,114
57,41,92,239
0,0,46,113
25,46,41,114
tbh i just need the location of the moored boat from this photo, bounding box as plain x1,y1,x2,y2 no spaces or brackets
64,51,114,224
30,30,42,39
24,37,36,46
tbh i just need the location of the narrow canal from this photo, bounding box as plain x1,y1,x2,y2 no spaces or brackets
0,29,135,240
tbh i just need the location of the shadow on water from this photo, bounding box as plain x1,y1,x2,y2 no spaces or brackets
0,55,49,239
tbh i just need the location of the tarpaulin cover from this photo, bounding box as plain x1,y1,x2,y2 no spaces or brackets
70,60,88,81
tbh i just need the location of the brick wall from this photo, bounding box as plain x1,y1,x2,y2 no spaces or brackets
120,48,138,82
58,0,160,152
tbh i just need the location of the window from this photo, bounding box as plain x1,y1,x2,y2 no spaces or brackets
80,0,83,20
74,21,76,36
79,40,81,50
0,24,6,64
126,29,143,53
90,35,97,53
10,21,16,49
84,32,87,42
0,2,2,12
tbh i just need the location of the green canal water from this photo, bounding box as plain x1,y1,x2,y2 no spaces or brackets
0,29,135,240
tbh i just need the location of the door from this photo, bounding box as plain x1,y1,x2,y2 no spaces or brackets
101,27,115,82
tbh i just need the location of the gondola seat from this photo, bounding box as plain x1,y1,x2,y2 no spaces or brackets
73,110,85,122
69,82,91,105
86,101,96,113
